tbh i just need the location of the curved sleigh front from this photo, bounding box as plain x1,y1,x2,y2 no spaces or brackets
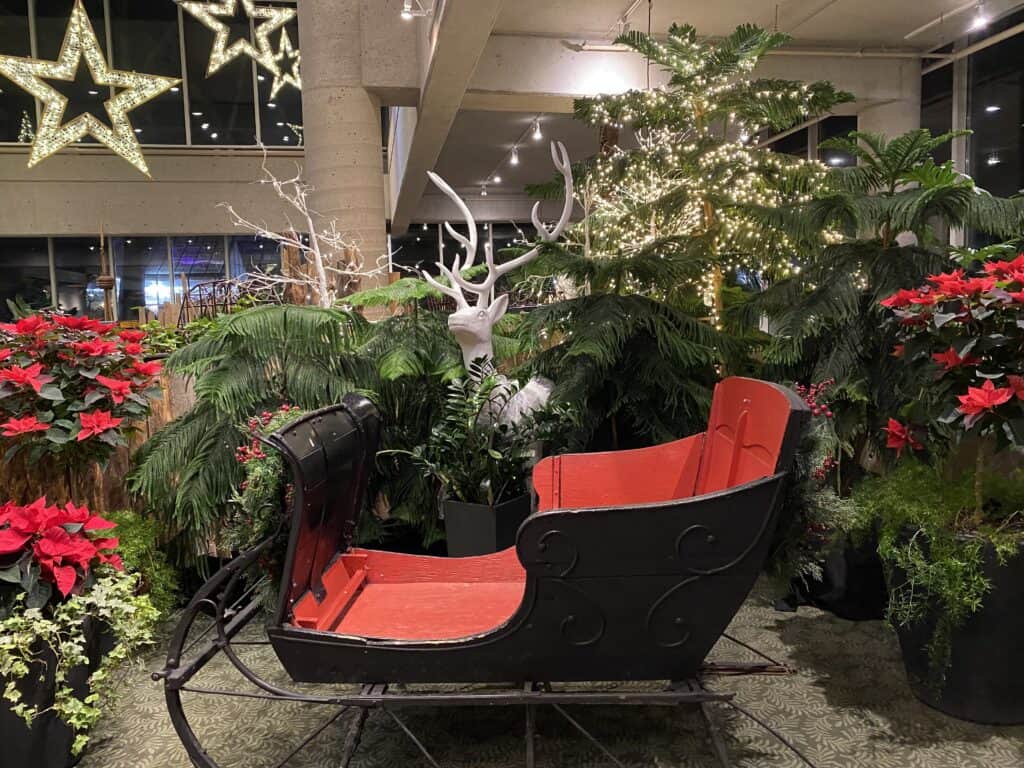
264,377,809,684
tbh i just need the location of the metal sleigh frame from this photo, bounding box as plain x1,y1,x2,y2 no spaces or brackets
156,378,819,768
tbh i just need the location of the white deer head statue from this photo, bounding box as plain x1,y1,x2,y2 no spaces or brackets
422,141,575,371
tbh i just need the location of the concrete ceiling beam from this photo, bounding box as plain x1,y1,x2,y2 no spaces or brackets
389,0,506,235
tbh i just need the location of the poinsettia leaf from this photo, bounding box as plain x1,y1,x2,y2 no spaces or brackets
971,307,994,321
933,312,959,328
66,400,89,412
25,579,52,609
61,522,84,534
98,431,124,447
953,337,980,356
3,443,22,464
45,428,72,445
20,560,39,592
83,389,105,406
33,410,55,424
37,385,64,402
0,563,20,583
1005,419,1024,445
78,367,100,379
54,419,75,430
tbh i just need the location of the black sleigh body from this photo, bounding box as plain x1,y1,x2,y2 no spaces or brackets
258,377,810,685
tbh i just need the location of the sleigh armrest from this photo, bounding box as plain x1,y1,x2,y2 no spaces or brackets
533,433,704,512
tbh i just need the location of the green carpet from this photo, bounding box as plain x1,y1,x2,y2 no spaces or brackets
80,582,1024,767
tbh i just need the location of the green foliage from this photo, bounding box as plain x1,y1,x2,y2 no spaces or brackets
749,129,1024,466
0,570,159,755
518,23,851,446
849,460,1024,681
385,365,579,507
131,304,465,557
105,510,180,617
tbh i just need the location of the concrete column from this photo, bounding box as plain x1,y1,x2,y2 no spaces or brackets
298,0,388,282
856,59,923,138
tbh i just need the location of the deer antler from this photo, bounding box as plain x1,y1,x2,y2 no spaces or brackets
423,141,574,308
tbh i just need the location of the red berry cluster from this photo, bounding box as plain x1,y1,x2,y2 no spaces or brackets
236,404,296,465
795,378,835,419
812,454,838,482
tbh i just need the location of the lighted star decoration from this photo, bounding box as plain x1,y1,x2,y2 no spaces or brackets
179,0,296,77
270,28,301,99
0,0,179,176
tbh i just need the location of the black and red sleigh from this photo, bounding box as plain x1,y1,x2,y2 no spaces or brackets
158,376,813,768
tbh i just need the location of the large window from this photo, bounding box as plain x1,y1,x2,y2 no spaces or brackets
54,237,105,318
818,116,858,168
172,236,226,295
0,0,34,143
229,235,282,278
0,238,50,318
968,13,1024,198
0,0,301,147
109,0,186,145
112,237,172,321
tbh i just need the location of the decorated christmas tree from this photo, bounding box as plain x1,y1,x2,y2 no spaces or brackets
518,24,852,444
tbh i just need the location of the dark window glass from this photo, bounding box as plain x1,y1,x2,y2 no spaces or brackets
922,52,953,165
257,18,301,146
183,8,256,145
108,0,185,145
767,128,808,159
172,236,225,298
229,235,281,277
35,1,107,145
0,238,51,318
112,236,172,321
968,12,1024,198
0,0,36,143
54,237,105,318
818,116,858,167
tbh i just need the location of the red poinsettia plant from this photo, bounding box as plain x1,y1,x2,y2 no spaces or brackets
880,252,1024,454
0,312,163,466
0,498,122,608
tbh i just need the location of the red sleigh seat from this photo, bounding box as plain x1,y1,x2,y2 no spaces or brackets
275,378,806,653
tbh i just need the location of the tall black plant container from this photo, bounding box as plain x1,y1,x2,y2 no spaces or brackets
0,616,113,768
442,494,532,557
892,542,1024,724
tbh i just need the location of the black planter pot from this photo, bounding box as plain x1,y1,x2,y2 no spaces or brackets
795,532,888,621
891,542,1024,724
0,616,114,768
442,493,532,557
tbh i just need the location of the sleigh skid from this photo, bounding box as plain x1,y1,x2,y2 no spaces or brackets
257,377,808,685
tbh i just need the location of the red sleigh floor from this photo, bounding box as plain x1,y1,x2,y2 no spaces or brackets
291,546,526,641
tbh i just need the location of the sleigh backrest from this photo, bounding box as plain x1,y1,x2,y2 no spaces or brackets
695,377,808,496
266,395,380,624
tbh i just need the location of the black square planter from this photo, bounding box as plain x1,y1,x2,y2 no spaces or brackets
442,493,532,557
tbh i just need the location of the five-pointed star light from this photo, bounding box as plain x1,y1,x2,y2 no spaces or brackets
269,28,301,99
0,0,179,176
179,0,296,77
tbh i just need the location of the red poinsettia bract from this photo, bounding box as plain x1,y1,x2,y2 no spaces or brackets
0,498,121,597
885,419,923,457
957,380,1013,428
72,339,119,358
0,362,53,393
77,410,124,441
1,415,51,437
932,346,980,372
95,375,133,404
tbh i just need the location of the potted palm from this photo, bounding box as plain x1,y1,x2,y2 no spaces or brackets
390,368,575,557
849,253,1024,724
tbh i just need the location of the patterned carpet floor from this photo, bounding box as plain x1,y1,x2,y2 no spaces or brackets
81,581,1024,768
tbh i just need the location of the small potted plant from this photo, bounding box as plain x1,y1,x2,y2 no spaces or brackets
0,497,158,766
390,369,575,557
855,252,1024,723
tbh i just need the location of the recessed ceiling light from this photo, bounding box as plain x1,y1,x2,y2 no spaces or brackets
192,111,203,116
210,132,219,139
987,153,1001,166
267,102,276,109
88,89,99,96
170,86,180,93
510,147,519,165
201,123,210,130
493,175,502,184
985,105,1001,113
532,119,543,141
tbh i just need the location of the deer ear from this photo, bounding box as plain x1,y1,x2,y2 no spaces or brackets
489,293,510,324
